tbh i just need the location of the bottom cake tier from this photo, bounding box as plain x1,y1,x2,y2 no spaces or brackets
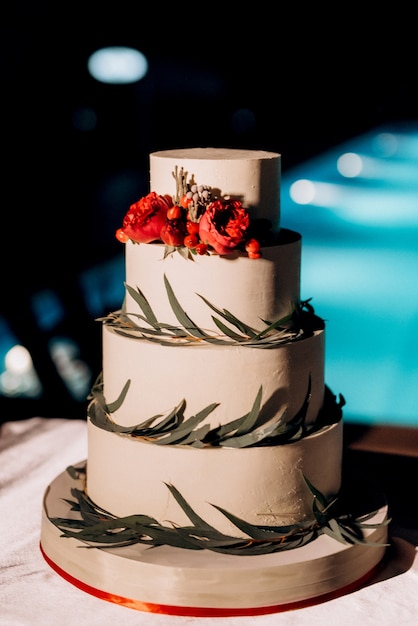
40,463,389,617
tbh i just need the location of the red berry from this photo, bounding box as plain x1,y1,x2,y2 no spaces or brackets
180,194,192,209
186,221,200,235
195,242,209,255
116,228,129,243
167,205,182,220
245,238,261,254
184,234,199,249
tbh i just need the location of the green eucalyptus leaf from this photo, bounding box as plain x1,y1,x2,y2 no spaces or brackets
49,467,389,556
211,316,248,340
163,245,176,259
305,475,328,509
125,283,159,327
165,483,216,531
106,379,131,413
198,294,258,337
164,275,208,339
210,504,304,541
155,414,212,445
88,379,338,449
234,386,262,436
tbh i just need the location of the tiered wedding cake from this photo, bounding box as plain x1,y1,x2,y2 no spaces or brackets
40,148,389,617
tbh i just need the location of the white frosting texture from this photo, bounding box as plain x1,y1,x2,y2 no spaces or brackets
87,420,342,535
102,325,325,428
124,229,301,333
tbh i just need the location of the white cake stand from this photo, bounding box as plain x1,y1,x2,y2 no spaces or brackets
40,462,388,617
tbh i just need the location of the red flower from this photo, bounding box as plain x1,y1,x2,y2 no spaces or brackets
121,192,173,243
199,199,250,255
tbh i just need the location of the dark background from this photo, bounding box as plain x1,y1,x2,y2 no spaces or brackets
2,3,417,420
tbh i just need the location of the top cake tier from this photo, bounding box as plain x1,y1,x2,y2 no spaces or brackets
150,148,281,230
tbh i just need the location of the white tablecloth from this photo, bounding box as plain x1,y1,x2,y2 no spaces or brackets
0,417,417,626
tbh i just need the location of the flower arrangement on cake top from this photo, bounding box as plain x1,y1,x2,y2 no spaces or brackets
116,166,275,259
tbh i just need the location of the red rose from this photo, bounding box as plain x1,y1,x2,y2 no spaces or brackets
199,199,250,255
121,192,173,243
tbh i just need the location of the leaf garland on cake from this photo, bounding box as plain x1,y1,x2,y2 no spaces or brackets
48,465,390,556
99,275,324,348
88,375,344,448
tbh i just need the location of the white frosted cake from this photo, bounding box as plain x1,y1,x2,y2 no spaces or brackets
40,148,389,616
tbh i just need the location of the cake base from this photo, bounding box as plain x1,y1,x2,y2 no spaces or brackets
40,462,388,617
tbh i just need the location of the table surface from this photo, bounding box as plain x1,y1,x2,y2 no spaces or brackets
1,416,417,626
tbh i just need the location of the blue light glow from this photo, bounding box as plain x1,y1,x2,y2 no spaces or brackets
337,152,363,177
87,47,148,84
282,123,418,426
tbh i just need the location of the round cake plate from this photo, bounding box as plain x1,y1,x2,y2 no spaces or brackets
40,462,388,617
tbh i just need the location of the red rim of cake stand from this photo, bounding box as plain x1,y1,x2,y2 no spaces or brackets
40,543,383,617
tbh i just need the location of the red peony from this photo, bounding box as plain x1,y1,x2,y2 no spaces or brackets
198,199,250,255
121,192,173,243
